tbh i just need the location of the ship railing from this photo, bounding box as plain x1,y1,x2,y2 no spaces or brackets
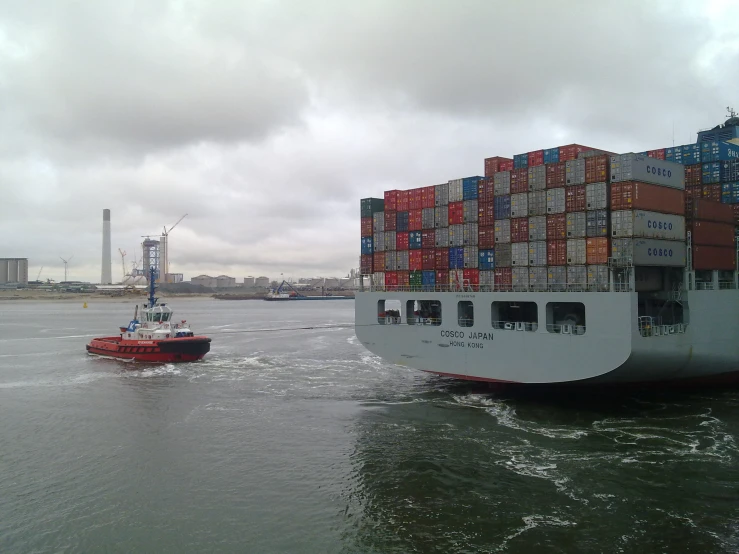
695,281,715,291
412,317,441,326
545,323,586,335
719,280,736,290
637,316,687,337
608,256,634,268
492,320,538,332
613,282,631,293
367,283,630,293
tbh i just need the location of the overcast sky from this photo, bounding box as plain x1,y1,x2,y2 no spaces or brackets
1,0,738,283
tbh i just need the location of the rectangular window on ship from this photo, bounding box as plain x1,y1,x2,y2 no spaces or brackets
458,301,474,327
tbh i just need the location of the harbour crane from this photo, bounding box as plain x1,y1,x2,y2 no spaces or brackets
36,266,43,281
161,213,188,283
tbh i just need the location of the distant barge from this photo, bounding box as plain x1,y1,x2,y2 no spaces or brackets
264,281,354,301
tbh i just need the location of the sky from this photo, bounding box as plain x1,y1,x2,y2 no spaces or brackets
1,0,738,283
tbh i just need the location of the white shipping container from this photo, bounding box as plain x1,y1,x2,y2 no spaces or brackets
463,223,478,246
464,246,478,268
566,212,587,238
422,208,435,229
435,227,449,247
373,211,385,233
567,265,587,288
496,243,512,267
512,267,529,289
566,239,587,265
611,238,686,267
587,265,609,291
585,182,609,210
529,241,547,266
528,216,547,241
546,188,566,214
479,270,495,287
610,153,685,190
384,231,396,251
435,206,449,228
611,210,685,240
373,272,385,288
448,179,464,203
529,267,548,289
528,165,546,191
463,200,478,223
528,191,547,216
396,251,410,271
374,232,385,252
510,193,528,218
494,171,511,196
565,159,586,185
511,242,529,266
435,183,449,206
384,251,397,271
495,219,511,244
547,266,567,290
449,224,464,247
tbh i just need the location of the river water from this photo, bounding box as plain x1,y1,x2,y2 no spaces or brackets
1,299,738,553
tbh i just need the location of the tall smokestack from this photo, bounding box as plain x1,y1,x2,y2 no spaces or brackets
101,209,112,284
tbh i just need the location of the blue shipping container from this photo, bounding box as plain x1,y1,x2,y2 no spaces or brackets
543,148,560,164
449,247,464,269
494,195,511,219
396,211,409,231
478,249,495,270
514,153,529,169
665,147,683,164
681,143,701,165
701,141,739,163
361,237,374,255
422,270,436,288
721,183,739,204
409,231,423,249
702,162,722,184
462,176,481,200
722,160,739,182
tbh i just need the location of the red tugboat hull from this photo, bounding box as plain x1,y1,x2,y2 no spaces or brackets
86,336,211,363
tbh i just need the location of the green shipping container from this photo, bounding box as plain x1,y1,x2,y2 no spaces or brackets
410,270,423,291
361,198,385,218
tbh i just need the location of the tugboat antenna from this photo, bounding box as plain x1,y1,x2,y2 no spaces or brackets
148,265,158,307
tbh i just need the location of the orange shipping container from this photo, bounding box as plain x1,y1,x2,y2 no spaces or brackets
585,154,609,184
361,217,373,237
693,246,736,271
688,198,734,224
691,221,735,247
586,237,610,265
610,181,685,215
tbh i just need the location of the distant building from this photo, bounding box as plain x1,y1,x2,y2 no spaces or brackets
191,274,217,288
254,276,270,288
0,258,28,284
165,273,184,283
216,275,236,288
243,276,255,287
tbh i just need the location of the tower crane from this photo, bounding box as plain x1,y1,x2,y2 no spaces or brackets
118,248,127,282
161,213,188,283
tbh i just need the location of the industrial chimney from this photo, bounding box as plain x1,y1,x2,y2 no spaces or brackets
101,209,112,284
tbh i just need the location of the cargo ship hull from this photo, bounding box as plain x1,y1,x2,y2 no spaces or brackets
355,289,739,385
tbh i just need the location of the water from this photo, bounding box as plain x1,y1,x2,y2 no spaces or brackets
1,299,739,553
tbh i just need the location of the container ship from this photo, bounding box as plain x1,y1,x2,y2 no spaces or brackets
355,112,739,385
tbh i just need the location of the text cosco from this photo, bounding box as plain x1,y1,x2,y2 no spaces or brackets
646,220,674,230
647,248,673,257
646,165,672,178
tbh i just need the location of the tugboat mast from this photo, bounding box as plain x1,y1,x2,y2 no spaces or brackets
148,266,158,308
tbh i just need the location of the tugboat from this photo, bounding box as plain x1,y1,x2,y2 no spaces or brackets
86,267,211,363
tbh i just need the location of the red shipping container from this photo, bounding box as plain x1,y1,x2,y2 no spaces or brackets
484,156,514,177
610,181,685,215
528,150,544,167
384,190,398,212
547,240,567,266
422,186,436,209
409,209,423,230
494,267,512,288
384,211,397,231
397,271,410,288
546,162,566,189
559,144,592,162
691,221,735,247
385,271,398,287
703,184,722,203
500,159,514,172
396,232,410,250
409,188,424,210
422,249,436,270
693,245,736,271
586,237,610,265
565,185,586,212
478,177,495,204
585,154,609,184
361,217,373,237
547,214,567,240
688,198,734,224
360,254,373,274
511,217,529,243
478,226,495,249
449,201,465,225
463,269,480,286
685,164,702,187
409,250,423,271
435,248,449,270
510,168,529,194
733,204,739,225
421,230,435,249
436,270,449,286
374,251,385,271
647,149,666,160
397,190,409,212
478,202,495,227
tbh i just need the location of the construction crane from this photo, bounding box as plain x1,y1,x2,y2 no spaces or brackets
36,267,43,281
59,255,73,282
161,213,187,282
118,248,127,282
